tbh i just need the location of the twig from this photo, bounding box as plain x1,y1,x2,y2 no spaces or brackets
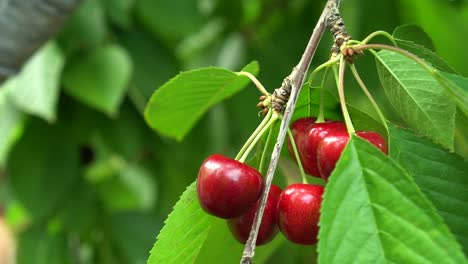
326,0,350,55
239,1,341,263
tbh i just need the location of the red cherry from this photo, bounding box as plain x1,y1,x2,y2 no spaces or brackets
197,154,263,219
277,183,324,245
303,121,347,176
287,117,316,163
356,131,388,154
228,184,282,245
317,131,388,180
288,119,347,177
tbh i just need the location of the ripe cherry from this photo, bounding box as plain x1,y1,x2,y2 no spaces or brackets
197,154,263,219
277,183,324,245
228,184,282,245
318,131,388,180
288,119,347,177
288,117,315,163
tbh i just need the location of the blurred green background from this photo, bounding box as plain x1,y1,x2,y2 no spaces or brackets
0,0,467,263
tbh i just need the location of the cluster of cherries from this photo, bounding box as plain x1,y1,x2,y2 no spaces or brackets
196,117,387,246
288,117,388,180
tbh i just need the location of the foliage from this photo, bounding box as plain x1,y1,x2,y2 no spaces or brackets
0,0,467,263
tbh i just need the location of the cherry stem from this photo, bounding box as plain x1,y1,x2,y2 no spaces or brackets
335,56,355,134
306,55,341,86
235,109,273,161
237,71,270,96
259,125,275,175
348,30,396,46
306,56,340,123
316,66,331,123
349,64,389,134
287,128,308,184
239,114,279,163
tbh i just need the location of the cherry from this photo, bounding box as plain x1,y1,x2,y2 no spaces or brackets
277,183,324,245
288,118,347,177
317,131,388,180
197,154,263,219
287,117,314,173
228,184,282,245
288,117,316,163
302,121,347,177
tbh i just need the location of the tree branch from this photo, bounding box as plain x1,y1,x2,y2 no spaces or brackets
0,0,81,84
240,1,341,263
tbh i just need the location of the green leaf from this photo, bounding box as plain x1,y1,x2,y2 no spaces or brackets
196,216,285,264
293,85,341,121
111,212,160,264
393,24,435,51
375,49,456,150
455,109,468,158
144,61,259,141
100,0,134,28
389,124,468,256
55,180,98,234
58,0,107,54
118,29,179,113
7,118,80,220
318,136,465,263
93,162,157,211
348,104,387,138
17,225,72,264
147,181,284,264
392,25,456,73
0,91,24,166
135,0,205,42
433,71,468,118
4,42,64,122
147,182,212,264
62,44,133,116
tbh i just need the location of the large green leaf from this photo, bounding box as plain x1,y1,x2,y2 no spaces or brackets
392,25,456,73
62,44,133,116
393,24,435,51
58,0,107,54
17,225,72,264
293,85,341,121
136,0,205,42
144,61,259,141
455,109,468,158
348,104,387,138
433,71,468,118
3,42,64,122
397,0,468,76
196,215,285,264
318,136,465,263
118,29,179,113
375,50,456,150
7,118,80,220
0,91,24,166
147,181,284,264
389,124,468,256
111,212,160,264
91,161,157,211
100,0,134,28
147,182,212,264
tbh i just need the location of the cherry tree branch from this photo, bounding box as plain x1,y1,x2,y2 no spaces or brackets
240,1,341,263
0,0,81,84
